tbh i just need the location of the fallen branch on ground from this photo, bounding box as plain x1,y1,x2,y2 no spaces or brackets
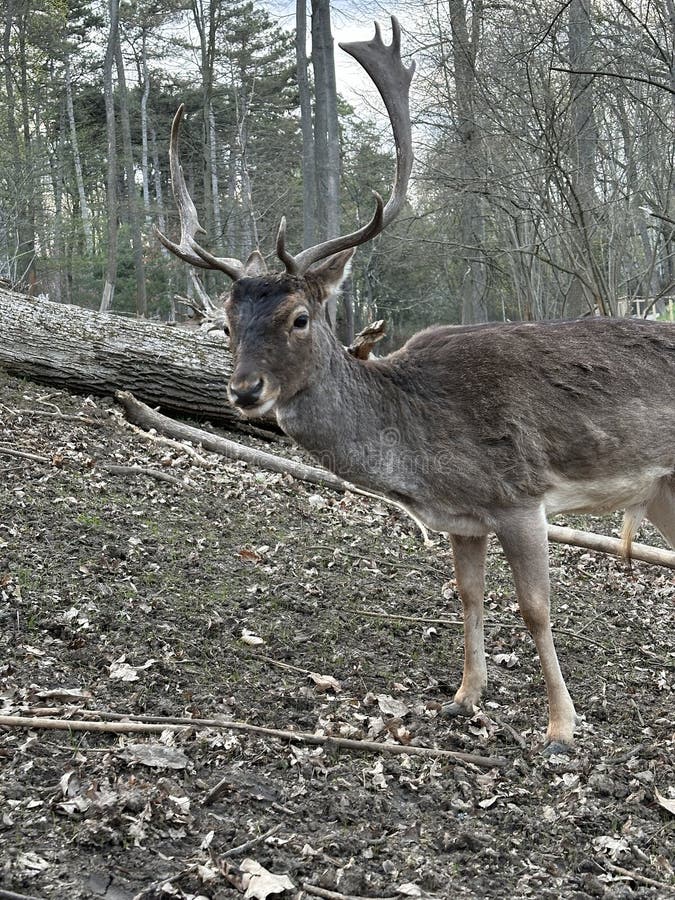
0,712,507,769
116,392,675,569
303,886,398,900
598,860,675,892
116,390,431,539
0,889,47,900
547,524,675,569
116,390,349,492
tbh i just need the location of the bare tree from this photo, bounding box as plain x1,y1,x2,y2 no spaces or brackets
449,0,488,324
311,0,342,328
296,0,316,249
115,35,148,317
100,0,119,313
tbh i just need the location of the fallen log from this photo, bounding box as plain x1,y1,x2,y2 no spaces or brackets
547,524,675,569
0,285,241,427
118,392,675,569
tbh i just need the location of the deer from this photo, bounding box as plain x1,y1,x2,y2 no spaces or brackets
157,17,675,753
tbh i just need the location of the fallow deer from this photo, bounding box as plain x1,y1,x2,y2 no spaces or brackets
158,18,675,751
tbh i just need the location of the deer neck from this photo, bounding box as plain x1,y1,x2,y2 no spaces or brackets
275,326,412,495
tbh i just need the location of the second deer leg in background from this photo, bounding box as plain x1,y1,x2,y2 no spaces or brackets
646,478,675,548
445,533,489,716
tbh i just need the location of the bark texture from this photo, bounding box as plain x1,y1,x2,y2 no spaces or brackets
0,287,240,426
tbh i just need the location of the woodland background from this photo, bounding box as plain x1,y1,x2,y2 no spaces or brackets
1,0,675,347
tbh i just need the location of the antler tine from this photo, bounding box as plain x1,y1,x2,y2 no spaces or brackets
276,217,299,275
155,105,244,281
283,16,414,276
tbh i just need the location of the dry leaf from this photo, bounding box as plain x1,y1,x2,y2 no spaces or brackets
376,694,409,718
240,858,295,899
241,629,265,646
37,687,92,702
655,788,675,815
493,651,519,668
238,548,262,563
593,835,630,859
109,656,155,681
122,743,189,770
396,884,423,897
308,672,342,693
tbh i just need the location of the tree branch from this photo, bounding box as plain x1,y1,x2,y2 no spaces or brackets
0,714,508,769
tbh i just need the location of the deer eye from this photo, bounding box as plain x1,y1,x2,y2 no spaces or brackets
293,313,309,330
223,324,231,337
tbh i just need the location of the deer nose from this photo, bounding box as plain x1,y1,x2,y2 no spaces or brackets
230,377,265,408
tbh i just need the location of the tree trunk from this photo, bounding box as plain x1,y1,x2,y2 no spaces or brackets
115,36,148,318
209,103,223,240
150,125,167,239
139,31,152,221
566,0,600,317
0,286,241,426
311,0,341,328
101,0,119,312
65,58,94,255
296,0,316,249
3,0,36,289
449,0,488,324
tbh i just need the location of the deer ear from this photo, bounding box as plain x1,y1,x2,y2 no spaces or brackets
243,250,267,277
310,249,354,300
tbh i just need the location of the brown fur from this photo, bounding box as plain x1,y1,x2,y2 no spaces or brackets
225,260,675,749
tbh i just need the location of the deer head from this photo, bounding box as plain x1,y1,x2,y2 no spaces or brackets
157,17,414,417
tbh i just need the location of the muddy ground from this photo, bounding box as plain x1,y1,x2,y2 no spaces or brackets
0,368,673,900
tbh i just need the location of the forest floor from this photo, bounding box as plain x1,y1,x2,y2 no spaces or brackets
0,368,674,900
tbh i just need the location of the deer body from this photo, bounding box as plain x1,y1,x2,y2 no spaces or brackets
159,18,675,750
247,295,675,750
277,315,674,536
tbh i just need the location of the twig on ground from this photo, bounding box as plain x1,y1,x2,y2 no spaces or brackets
356,609,610,650
358,609,464,628
0,407,102,426
0,889,48,900
492,715,528,749
256,654,314,676
303,885,399,900
101,463,190,488
598,860,675,892
310,544,448,580
0,446,50,463
0,713,508,769
132,864,198,900
221,823,283,855
113,408,214,467
548,524,675,569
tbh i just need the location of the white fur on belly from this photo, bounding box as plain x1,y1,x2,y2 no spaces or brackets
544,468,671,516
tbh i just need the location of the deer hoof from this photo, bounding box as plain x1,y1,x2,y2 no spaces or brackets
541,739,575,757
440,700,473,719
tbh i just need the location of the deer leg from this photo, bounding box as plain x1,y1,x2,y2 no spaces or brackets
442,533,489,717
496,507,577,750
646,477,675,548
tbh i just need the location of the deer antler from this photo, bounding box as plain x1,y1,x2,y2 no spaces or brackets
155,105,245,281
278,16,415,275
159,19,414,281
